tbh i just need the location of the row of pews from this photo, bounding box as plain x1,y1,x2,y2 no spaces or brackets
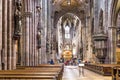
0,63,64,80
84,63,120,80
84,63,113,76
112,66,120,80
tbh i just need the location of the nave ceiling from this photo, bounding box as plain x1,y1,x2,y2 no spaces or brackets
52,0,88,26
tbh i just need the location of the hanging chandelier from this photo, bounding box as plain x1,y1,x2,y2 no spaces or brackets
67,0,71,5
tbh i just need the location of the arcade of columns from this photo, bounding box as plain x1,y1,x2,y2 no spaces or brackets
0,0,55,70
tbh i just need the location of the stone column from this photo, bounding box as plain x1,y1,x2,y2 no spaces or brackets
82,27,86,60
51,32,57,62
47,0,52,61
24,0,33,66
2,0,8,70
21,0,25,66
25,13,30,66
105,0,108,32
32,0,36,65
0,0,2,70
41,0,47,63
33,0,37,66
85,2,93,61
87,1,93,62
12,40,17,69
94,0,99,33
108,26,116,63
29,0,33,66
104,0,109,63
35,0,41,65
50,17,54,60
38,49,41,64
34,0,39,66
81,22,87,61
7,0,13,70
52,50,56,63
33,0,36,66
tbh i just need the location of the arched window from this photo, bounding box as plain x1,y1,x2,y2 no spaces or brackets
65,25,70,38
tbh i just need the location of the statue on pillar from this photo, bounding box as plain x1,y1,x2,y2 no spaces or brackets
37,30,41,48
14,0,22,39
46,38,49,52
36,6,41,48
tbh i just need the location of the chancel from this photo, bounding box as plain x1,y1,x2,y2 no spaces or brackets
0,0,120,80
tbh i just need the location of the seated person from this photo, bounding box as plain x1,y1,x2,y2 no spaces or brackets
50,59,54,65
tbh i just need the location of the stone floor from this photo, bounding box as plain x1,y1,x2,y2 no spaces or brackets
62,66,112,80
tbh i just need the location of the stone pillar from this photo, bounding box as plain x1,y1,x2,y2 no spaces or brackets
81,23,87,61
87,1,93,62
85,2,93,61
7,0,13,70
34,0,39,66
108,27,116,63
105,0,110,63
0,0,2,70
105,0,108,32
25,13,30,66
51,30,55,61
51,17,54,60
38,48,41,64
41,0,47,63
20,0,24,66
24,0,33,66
12,40,17,69
47,0,52,61
29,0,33,66
52,50,56,63
2,0,8,70
33,0,36,66
94,0,99,33
82,27,86,60
18,39,21,65
12,0,21,68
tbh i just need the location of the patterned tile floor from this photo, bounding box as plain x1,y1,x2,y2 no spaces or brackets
62,66,112,80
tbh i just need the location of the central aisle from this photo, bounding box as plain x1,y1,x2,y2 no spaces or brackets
62,66,112,80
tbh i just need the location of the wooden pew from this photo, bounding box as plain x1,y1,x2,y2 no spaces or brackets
0,70,60,80
0,71,59,80
16,64,64,80
0,75,57,80
16,64,64,69
84,63,119,76
111,66,120,80
17,64,64,73
25,68,62,80
0,64,64,80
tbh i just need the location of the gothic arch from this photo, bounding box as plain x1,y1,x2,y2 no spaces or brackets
53,10,85,28
111,0,119,26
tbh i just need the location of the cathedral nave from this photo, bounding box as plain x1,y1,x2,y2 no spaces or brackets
0,0,120,80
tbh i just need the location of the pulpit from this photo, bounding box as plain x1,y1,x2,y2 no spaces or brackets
93,33,108,63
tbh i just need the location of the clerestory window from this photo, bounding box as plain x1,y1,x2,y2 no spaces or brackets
65,25,70,38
